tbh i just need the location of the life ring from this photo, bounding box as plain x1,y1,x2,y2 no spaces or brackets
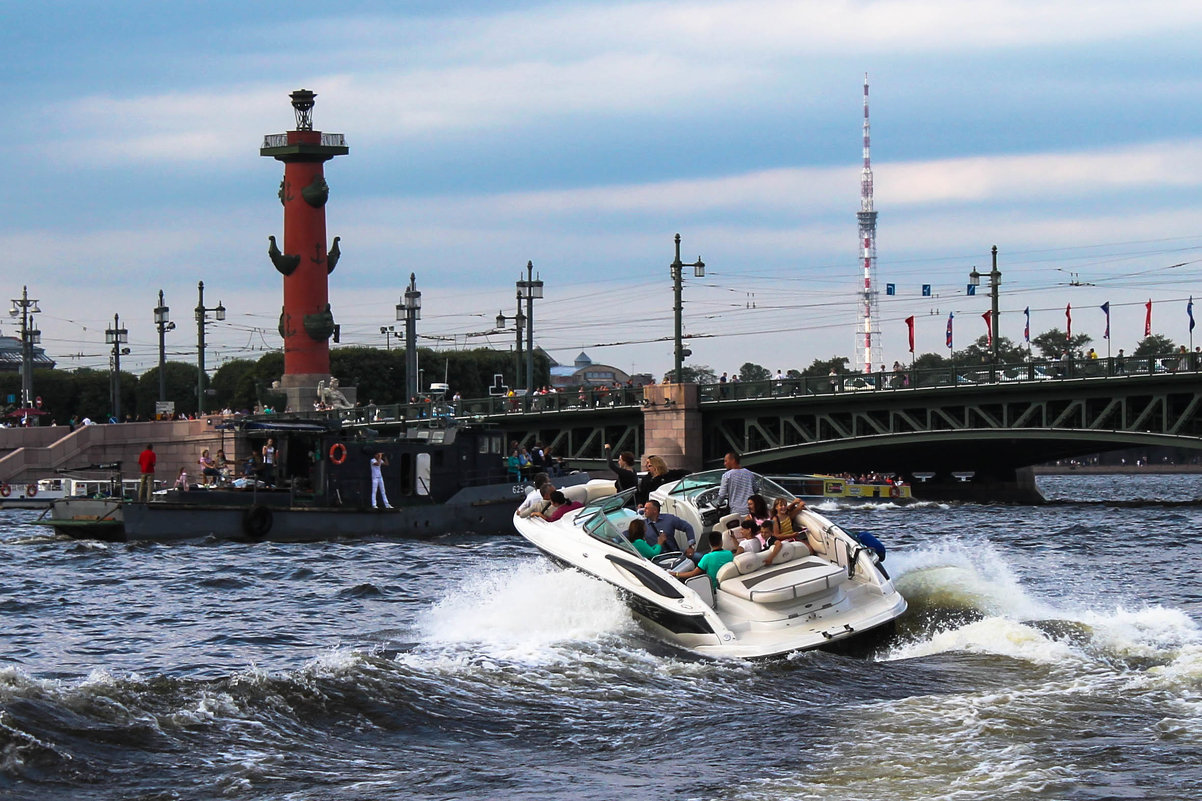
0,483,9,497
25,483,37,497
329,442,348,465
242,505,273,538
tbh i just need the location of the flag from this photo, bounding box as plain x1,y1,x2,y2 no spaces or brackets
905,316,915,353
966,284,976,296
1101,301,1110,340
1024,306,1030,343
982,310,992,348
1066,303,1072,340
1146,299,1153,336
886,283,896,295
922,284,931,297
1190,297,1195,332
946,312,954,349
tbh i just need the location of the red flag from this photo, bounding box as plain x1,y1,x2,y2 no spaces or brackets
1066,303,1072,341
1145,299,1153,336
905,316,915,354
982,310,992,347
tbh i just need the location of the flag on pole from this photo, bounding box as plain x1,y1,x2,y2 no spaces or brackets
905,316,915,354
1146,299,1153,336
946,312,954,349
1190,297,1195,332
1024,307,1030,343
1066,303,1072,340
1101,301,1110,340
982,311,992,348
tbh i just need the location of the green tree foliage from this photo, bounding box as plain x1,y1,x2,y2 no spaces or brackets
135,361,205,417
739,362,771,382
665,364,717,384
799,356,851,377
913,352,947,369
1133,334,1176,356
1031,328,1093,359
952,335,1028,365
207,359,259,413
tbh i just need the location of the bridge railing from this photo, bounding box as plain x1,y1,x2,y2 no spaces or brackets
698,354,1202,402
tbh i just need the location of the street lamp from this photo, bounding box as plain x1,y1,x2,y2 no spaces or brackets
105,313,130,422
195,281,226,414
496,296,526,391
396,273,421,401
670,233,705,383
379,325,402,350
154,289,175,405
969,245,1001,366
516,260,544,406
8,286,41,417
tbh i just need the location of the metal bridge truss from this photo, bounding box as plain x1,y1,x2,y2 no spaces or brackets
704,376,1202,469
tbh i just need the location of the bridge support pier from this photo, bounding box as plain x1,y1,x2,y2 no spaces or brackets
914,466,1045,504
642,382,702,473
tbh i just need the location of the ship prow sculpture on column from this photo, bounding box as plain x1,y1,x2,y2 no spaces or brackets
260,89,356,412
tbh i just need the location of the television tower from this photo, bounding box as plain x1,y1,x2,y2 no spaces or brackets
857,73,880,373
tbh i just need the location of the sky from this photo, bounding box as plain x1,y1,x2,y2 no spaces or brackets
6,0,1202,387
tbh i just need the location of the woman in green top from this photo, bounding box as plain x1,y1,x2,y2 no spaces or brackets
626,518,669,559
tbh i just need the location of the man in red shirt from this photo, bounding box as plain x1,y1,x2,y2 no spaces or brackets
138,444,156,501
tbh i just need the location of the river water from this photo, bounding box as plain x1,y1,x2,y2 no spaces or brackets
2,474,1200,800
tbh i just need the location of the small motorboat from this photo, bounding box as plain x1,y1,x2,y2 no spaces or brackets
513,470,907,659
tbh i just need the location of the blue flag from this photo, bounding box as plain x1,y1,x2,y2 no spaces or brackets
922,284,931,297
1190,297,1195,332
946,312,954,349
1101,301,1110,340
966,285,976,296
886,283,895,296
1024,306,1030,343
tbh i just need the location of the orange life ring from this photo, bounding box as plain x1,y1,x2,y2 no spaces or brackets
26,483,37,497
0,483,9,497
329,442,348,465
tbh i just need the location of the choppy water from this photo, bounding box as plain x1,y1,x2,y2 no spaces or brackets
2,474,1201,800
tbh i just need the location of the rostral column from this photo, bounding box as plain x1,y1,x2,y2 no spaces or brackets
260,89,348,410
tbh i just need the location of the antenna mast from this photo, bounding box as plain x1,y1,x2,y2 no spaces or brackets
857,72,880,373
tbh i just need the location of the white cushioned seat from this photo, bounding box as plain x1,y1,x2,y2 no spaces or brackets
561,485,589,506
717,557,848,603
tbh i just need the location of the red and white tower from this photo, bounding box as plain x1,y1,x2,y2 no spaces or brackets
261,89,348,407
857,73,880,373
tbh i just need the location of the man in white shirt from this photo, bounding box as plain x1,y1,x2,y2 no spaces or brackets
370,452,392,509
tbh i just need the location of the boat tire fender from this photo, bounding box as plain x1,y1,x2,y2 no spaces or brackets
0,483,8,497
243,505,273,539
26,483,37,497
329,443,348,465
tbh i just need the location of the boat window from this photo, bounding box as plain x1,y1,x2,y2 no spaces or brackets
579,488,642,557
669,469,724,495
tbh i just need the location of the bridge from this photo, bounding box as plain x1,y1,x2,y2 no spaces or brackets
458,354,1202,502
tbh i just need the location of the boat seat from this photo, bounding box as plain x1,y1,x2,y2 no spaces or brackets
584,479,619,502
716,542,843,603
718,513,743,551
561,485,590,506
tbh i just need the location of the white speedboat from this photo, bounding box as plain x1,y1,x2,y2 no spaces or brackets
513,470,907,659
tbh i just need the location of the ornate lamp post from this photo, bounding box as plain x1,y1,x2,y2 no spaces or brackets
969,245,1002,367
396,273,422,400
516,261,544,406
195,281,226,414
670,233,705,382
496,297,526,391
105,314,130,422
8,286,41,417
154,290,175,405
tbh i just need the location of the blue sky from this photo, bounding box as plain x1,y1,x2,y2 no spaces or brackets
7,0,1202,384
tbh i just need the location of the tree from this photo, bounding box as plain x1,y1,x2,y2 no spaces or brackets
1134,334,1176,356
135,361,206,417
799,356,851,377
739,362,771,382
665,364,717,384
1031,328,1092,359
913,352,947,369
952,335,1027,365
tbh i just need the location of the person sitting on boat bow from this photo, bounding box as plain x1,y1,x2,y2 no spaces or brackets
642,499,696,558
533,490,583,523
769,497,807,546
518,482,555,519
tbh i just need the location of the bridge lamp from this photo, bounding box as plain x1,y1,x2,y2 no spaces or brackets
670,233,706,382
968,245,1001,366
397,273,422,400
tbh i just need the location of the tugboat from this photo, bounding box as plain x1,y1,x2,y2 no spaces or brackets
38,410,580,542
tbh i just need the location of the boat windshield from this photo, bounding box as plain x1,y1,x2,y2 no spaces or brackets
579,488,642,558
668,469,795,504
